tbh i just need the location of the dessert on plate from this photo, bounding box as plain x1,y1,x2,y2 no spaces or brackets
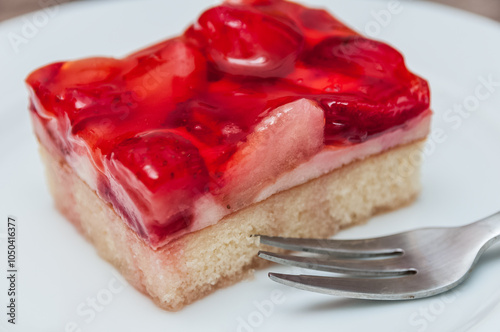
26,0,431,310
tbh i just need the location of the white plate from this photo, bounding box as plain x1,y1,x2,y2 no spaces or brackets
1,0,500,331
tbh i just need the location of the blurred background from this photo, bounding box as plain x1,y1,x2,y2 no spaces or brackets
1,0,500,22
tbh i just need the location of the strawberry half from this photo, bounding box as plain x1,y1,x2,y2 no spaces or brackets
106,130,210,243
186,4,304,77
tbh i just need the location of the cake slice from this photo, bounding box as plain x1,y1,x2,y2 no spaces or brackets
26,0,431,310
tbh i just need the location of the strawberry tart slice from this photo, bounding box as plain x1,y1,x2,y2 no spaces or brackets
26,0,431,310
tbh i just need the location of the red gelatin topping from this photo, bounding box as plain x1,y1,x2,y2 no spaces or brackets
26,0,430,247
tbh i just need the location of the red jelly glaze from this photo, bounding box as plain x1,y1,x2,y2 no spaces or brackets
26,0,430,246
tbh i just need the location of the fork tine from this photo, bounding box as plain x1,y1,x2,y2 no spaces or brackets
268,273,423,300
258,251,414,277
259,235,402,257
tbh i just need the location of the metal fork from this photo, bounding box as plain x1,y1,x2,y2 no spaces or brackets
257,211,500,300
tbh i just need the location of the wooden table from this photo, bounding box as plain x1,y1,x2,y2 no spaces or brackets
1,0,500,22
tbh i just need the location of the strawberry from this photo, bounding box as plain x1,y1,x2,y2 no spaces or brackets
304,36,406,78
186,4,304,77
109,130,209,194
59,57,122,85
123,37,207,104
320,86,429,145
106,130,210,241
219,98,324,207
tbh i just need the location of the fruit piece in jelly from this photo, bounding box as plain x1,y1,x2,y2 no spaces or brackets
187,4,304,77
106,130,209,242
220,98,325,205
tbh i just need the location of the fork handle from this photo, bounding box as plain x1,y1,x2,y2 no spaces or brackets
468,211,500,246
